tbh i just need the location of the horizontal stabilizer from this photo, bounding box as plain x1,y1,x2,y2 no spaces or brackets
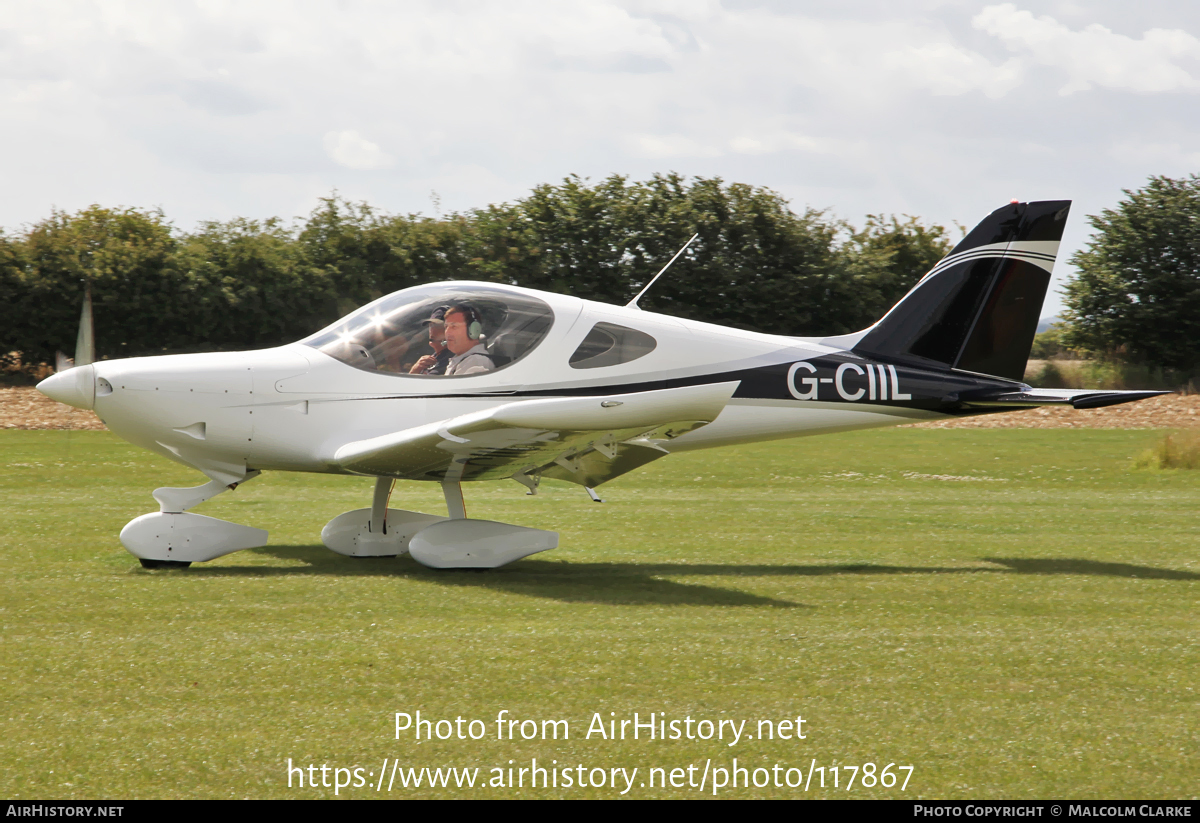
961,388,1172,410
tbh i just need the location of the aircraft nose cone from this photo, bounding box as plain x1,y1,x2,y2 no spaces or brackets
36,364,96,410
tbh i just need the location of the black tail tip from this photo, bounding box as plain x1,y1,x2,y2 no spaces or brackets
951,200,1071,257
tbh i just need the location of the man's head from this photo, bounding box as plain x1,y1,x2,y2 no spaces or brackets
422,306,448,351
443,304,483,355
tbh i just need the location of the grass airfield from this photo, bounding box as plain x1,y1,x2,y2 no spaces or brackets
1,428,1196,800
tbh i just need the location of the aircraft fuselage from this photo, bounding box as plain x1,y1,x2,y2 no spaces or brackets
81,284,1016,484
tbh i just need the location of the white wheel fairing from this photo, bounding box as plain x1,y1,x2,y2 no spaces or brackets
120,512,268,563
321,508,447,557
408,520,558,569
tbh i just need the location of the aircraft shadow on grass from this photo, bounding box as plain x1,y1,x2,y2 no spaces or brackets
203,544,799,608
979,557,1199,581
165,545,1199,607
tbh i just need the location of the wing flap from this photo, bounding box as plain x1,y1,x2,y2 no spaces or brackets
538,420,711,487
333,382,739,483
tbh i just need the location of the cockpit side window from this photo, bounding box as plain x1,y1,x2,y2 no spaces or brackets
302,285,554,377
569,322,657,369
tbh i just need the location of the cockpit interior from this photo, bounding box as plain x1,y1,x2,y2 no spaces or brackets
304,285,555,377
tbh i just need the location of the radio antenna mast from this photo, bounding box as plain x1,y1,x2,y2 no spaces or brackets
626,233,699,310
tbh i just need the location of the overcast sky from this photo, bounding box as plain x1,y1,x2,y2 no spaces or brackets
3,1,1199,317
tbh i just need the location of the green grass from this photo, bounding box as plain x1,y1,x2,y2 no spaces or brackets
1,429,1196,799
1135,431,1200,471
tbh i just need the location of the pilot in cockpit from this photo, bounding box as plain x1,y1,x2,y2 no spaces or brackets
408,306,453,375
443,304,495,376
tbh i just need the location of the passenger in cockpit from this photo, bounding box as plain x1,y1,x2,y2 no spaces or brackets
408,306,453,375
443,304,495,376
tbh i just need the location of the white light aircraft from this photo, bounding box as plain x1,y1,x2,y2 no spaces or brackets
38,200,1166,569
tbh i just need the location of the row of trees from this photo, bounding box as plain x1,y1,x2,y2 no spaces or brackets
1062,174,1200,373
0,174,953,367
5,171,1197,376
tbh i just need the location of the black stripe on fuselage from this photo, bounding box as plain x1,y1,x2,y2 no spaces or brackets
326,353,1026,417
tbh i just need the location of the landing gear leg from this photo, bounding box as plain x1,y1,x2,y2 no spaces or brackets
370,477,395,535
442,479,467,519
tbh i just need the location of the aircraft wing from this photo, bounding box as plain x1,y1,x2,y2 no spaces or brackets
333,382,739,487
961,388,1172,409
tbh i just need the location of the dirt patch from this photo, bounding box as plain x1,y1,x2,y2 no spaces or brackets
0,387,106,430
3,385,1197,432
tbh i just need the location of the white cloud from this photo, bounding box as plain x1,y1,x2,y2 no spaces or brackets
728,132,831,155
628,133,721,158
683,9,1030,108
1108,139,1200,171
974,4,1200,95
323,130,394,170
882,43,1023,99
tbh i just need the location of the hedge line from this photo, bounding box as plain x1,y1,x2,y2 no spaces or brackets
0,173,953,366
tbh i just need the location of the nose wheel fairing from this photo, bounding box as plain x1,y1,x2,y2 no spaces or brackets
121,512,268,565
120,471,268,565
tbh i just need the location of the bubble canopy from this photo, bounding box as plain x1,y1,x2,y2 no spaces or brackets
303,284,555,376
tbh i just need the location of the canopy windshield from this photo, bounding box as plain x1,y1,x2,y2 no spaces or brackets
303,285,554,377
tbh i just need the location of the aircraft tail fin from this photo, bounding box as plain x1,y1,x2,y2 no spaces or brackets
851,200,1070,381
